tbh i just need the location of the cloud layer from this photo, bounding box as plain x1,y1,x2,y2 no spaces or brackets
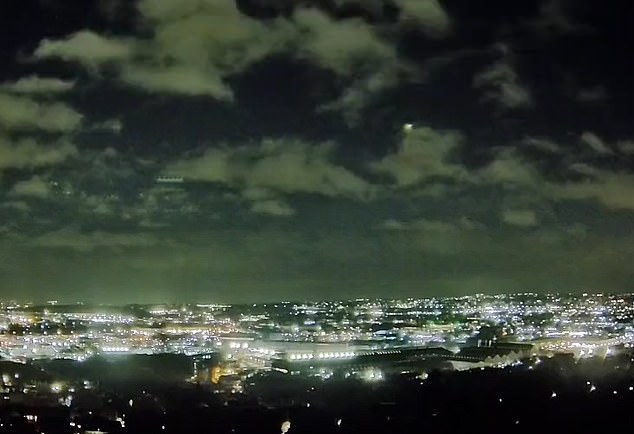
0,0,632,301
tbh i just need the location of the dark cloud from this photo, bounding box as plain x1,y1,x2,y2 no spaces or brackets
0,93,83,132
473,54,533,110
0,136,78,170
165,138,373,200
9,176,51,198
0,75,75,94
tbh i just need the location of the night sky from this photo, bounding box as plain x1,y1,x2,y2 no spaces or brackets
0,0,632,303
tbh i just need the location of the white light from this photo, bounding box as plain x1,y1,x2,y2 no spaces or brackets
551,391,557,398
281,420,291,433
403,123,414,132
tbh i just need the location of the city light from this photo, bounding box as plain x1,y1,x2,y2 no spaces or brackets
281,420,291,433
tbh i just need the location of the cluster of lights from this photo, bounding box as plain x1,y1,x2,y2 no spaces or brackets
228,342,249,349
1,293,633,366
318,351,355,359
101,346,130,352
288,351,356,360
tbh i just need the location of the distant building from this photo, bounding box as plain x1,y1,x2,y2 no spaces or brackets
193,353,218,384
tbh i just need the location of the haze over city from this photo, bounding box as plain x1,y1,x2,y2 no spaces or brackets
0,0,632,304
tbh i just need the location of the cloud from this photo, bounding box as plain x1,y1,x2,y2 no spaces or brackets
9,176,51,198
35,26,236,98
81,194,119,216
377,212,634,294
97,0,134,22
251,199,296,217
479,144,634,211
241,187,275,201
576,85,607,103
382,217,478,232
296,7,402,122
370,125,465,187
90,118,124,133
34,30,134,66
381,217,480,255
293,8,396,75
371,126,634,213
477,149,541,186
617,141,634,155
1,201,30,212
318,68,398,125
166,138,372,199
580,131,614,155
473,59,532,109
523,137,563,154
395,0,451,36
33,2,284,98
369,125,634,213
530,0,579,35
0,93,83,132
0,136,78,170
120,64,235,99
140,0,291,68
555,172,634,211
7,218,631,301
382,219,408,231
501,209,538,227
30,227,163,252
32,0,405,111
331,0,451,37
0,75,75,94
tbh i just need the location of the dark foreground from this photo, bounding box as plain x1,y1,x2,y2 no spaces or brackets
0,353,633,433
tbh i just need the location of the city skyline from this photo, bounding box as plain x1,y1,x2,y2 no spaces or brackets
0,289,631,433
0,0,633,303
1,291,632,362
